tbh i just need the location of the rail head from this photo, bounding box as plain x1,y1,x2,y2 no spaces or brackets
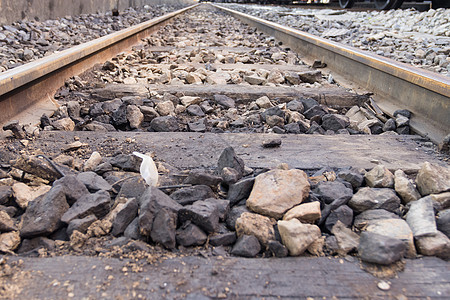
0,4,199,96
211,3,449,143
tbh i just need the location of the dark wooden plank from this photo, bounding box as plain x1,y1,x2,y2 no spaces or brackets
2,255,449,299
146,84,368,108
32,132,441,172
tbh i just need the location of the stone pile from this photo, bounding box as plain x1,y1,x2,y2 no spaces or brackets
0,145,449,266
222,4,450,76
0,4,187,73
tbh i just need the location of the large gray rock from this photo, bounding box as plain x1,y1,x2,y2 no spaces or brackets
231,235,261,257
0,186,12,205
278,218,321,256
150,116,179,132
415,231,450,259
394,170,420,204
214,94,235,108
365,218,416,258
111,198,138,236
139,187,182,237
416,162,450,196
150,208,177,249
61,190,111,224
314,181,353,205
247,169,310,219
321,114,349,132
53,175,89,205
176,222,207,247
358,231,406,265
184,169,222,187
227,178,254,206
109,154,140,172
170,185,215,206
116,177,147,200
204,198,230,222
235,212,275,246
353,209,400,230
76,172,112,192
20,186,69,238
406,197,437,237
178,200,220,233
365,165,394,188
348,187,401,213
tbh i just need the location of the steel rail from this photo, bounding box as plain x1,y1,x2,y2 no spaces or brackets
212,4,449,144
0,3,199,127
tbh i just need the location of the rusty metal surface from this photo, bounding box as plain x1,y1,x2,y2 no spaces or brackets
0,4,199,126
212,4,450,144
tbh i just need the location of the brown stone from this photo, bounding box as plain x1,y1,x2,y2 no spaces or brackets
235,212,275,246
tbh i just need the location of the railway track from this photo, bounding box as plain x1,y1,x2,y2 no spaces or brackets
1,3,449,299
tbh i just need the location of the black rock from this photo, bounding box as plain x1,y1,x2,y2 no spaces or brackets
284,122,301,134
314,181,353,205
40,114,52,128
187,105,206,117
138,186,182,236
94,162,113,175
20,186,69,238
170,185,215,206
358,231,406,265
214,94,235,108
50,226,69,241
2,120,26,139
89,102,104,117
61,190,111,224
304,105,328,120
176,222,207,246
76,171,112,192
231,235,261,257
18,237,55,254
0,186,12,205
268,240,288,258
178,200,220,233
383,118,396,132
150,208,177,249
299,98,319,111
262,106,285,121
321,114,350,132
111,103,128,127
110,154,141,172
325,205,354,232
111,198,139,236
209,232,237,246
396,126,410,135
272,126,286,134
226,205,250,230
337,169,364,190
306,122,325,135
349,188,401,214
184,169,222,187
116,177,147,200
188,119,207,132
286,99,304,113
262,139,282,148
393,109,411,119
227,178,255,206
66,215,97,237
124,217,145,241
217,147,245,178
150,116,179,132
204,198,230,221
53,175,89,206
436,209,450,238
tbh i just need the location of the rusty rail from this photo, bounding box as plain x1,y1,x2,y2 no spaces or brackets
212,4,450,144
0,3,199,127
